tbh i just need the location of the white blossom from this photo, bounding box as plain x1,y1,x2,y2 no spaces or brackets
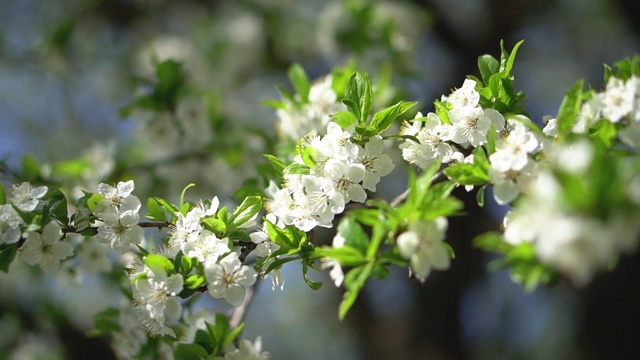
222,336,270,360
598,75,637,123
321,234,346,287
96,210,144,253
489,161,537,205
355,136,395,191
397,218,450,282
442,79,480,110
133,269,184,337
489,120,539,172
324,158,367,203
19,221,73,274
186,230,230,263
449,106,491,147
400,112,461,169
96,180,141,215
8,182,48,212
0,204,24,245
205,253,257,306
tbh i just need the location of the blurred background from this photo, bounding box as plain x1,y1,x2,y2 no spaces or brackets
1,0,639,359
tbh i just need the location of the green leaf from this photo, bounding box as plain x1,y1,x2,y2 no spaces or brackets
331,111,358,129
288,63,311,102
174,343,209,360
556,79,584,138
336,216,369,253
302,262,322,290
22,154,41,181
478,54,500,86
263,154,287,176
201,216,226,235
473,231,513,254
476,184,487,207
52,158,93,178
184,274,206,291
180,253,194,274
0,183,4,204
222,322,245,351
434,100,453,124
370,101,417,134
146,197,167,222
180,183,196,209
86,193,104,214
266,222,296,250
502,39,524,76
314,245,366,267
87,308,120,337
228,196,262,229
144,254,174,274
343,71,373,123
339,261,374,320
0,246,17,273
443,162,489,185
151,197,180,219
283,163,310,176
43,189,69,226
259,99,287,110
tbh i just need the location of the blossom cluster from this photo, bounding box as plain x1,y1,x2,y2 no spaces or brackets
400,78,542,205
266,121,394,231
276,75,345,141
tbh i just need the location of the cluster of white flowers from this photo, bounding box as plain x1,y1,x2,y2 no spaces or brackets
216,336,270,360
503,161,640,286
132,267,184,337
276,75,345,141
167,197,230,262
94,180,144,253
505,75,640,285
267,122,394,231
400,79,542,205
0,182,74,274
544,75,640,148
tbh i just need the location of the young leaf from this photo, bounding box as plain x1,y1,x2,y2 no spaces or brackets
0,247,17,273
336,216,369,253
151,197,180,219
503,39,524,76
478,54,500,86
339,261,374,320
263,154,287,176
302,262,323,290
343,71,373,123
288,63,311,102
556,79,584,138
331,111,358,130
174,343,209,360
146,197,167,222
443,162,489,185
228,196,262,229
180,183,196,209
87,308,121,337
144,254,174,274
22,154,41,181
370,101,417,134
0,183,5,204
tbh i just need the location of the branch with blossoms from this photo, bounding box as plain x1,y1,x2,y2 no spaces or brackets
1,40,640,358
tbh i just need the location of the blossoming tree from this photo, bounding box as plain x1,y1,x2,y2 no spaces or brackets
1,39,640,359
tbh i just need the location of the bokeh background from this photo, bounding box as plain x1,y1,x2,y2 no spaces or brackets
1,0,639,359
